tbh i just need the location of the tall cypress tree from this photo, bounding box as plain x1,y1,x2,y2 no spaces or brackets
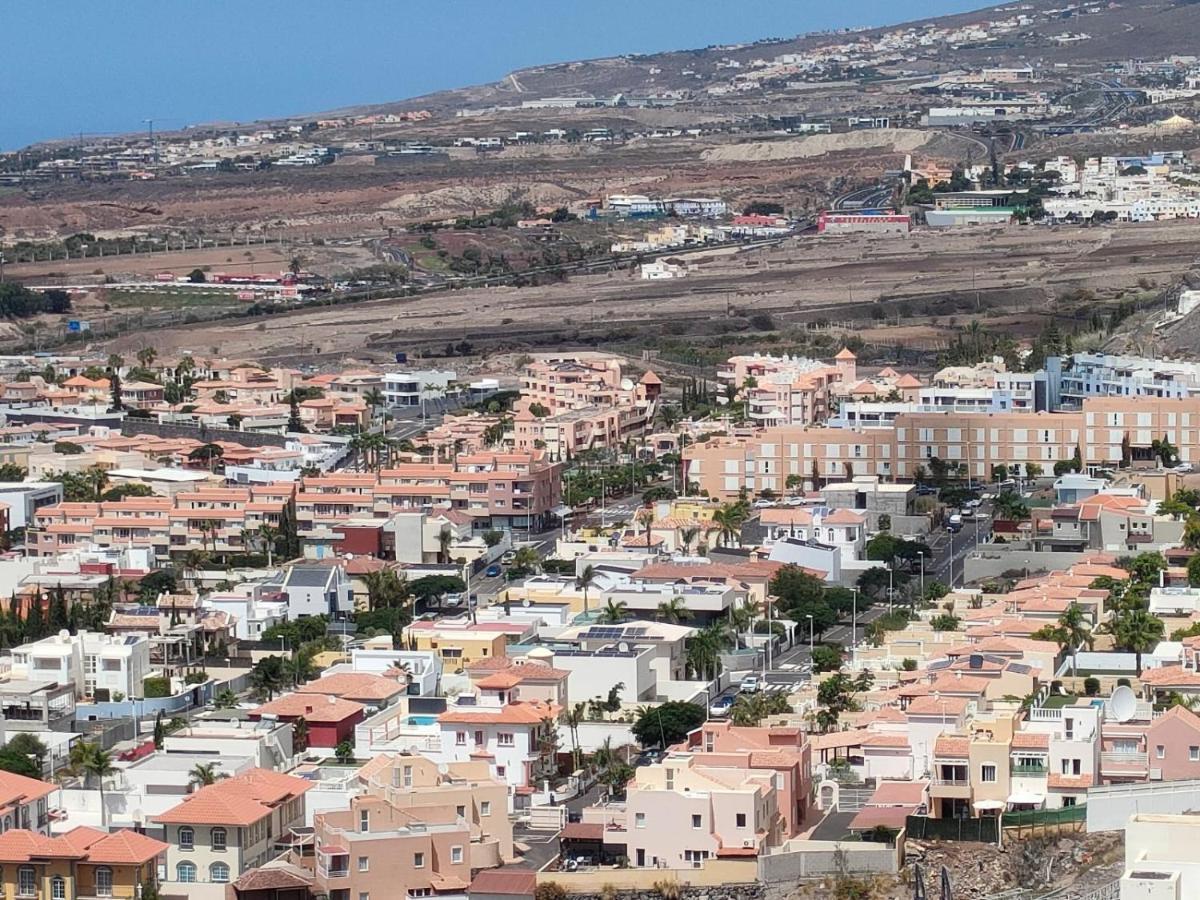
26,595,45,640
49,587,69,632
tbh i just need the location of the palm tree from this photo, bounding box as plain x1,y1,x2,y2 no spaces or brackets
598,599,628,624
1058,602,1093,675
1112,608,1165,674
656,596,692,624
214,688,238,708
363,388,385,419
575,564,597,618
711,503,746,548
292,717,310,752
679,525,700,556
80,745,116,828
565,702,586,771
993,491,1030,522
728,600,760,650
188,762,222,790
258,523,280,567
136,347,157,368
687,622,732,681
636,508,655,551
436,527,454,565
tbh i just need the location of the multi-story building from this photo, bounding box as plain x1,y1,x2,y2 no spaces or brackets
9,630,151,701
381,369,456,408
436,679,559,793
0,826,168,900
154,769,312,887
248,693,365,748
685,397,1200,497
30,486,293,564
0,771,57,834
1048,353,1200,409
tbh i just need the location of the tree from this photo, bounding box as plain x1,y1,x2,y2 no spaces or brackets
214,688,238,708
993,491,1031,522
711,502,748,548
287,393,305,433
631,701,706,747
188,762,222,789
109,369,124,411
930,614,960,632
80,745,116,827
686,622,732,680
250,655,287,700
656,595,692,623
293,717,310,752
334,741,355,764
877,513,891,533
597,599,628,624
187,268,207,283
4,733,47,776
153,711,166,750
731,692,791,726
0,746,41,778
811,645,843,672
1188,553,1200,588
1112,608,1165,673
575,565,597,617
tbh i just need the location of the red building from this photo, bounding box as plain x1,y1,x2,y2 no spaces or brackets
248,694,365,748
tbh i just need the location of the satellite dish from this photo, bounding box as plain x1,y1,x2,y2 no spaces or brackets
1110,685,1137,723
618,641,630,653
620,377,635,391
522,599,531,607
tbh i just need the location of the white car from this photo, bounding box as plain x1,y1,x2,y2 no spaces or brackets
709,696,736,717
1175,463,1194,473
740,675,762,693
753,499,775,509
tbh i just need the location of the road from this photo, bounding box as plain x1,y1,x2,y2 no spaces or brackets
927,509,993,588
833,183,896,211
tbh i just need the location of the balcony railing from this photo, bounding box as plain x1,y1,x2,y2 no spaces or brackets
932,777,969,786
1011,764,1048,776
1100,751,1148,771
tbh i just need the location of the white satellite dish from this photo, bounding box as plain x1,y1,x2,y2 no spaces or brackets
620,377,635,392
1110,684,1137,723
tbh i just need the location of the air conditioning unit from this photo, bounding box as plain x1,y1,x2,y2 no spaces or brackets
742,840,755,848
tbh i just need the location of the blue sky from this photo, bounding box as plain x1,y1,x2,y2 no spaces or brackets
2,0,988,150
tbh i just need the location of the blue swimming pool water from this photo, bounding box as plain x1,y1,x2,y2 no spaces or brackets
406,715,438,726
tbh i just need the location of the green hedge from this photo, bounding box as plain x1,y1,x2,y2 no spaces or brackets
143,676,171,698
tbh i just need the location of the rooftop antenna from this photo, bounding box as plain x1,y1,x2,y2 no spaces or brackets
143,118,159,164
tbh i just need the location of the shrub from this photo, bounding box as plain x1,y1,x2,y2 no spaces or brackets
1083,677,1101,696
143,676,171,698
184,671,209,685
901,658,918,671
534,884,567,900
1117,677,1131,687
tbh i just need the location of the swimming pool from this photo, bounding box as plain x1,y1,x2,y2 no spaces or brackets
406,715,438,726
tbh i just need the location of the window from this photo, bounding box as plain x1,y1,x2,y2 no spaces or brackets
1062,796,1077,808
211,827,227,851
210,863,230,884
481,801,491,816
17,867,35,897
360,809,369,831
981,764,997,783
179,826,195,850
403,765,413,787
451,846,463,865
736,813,747,828
177,862,196,884
635,813,646,829
359,894,370,900
1157,745,1166,760
496,766,506,778
456,731,467,746
497,732,515,747
691,814,702,830
1192,747,1200,762
456,805,466,818
413,852,425,869
51,877,65,900
358,856,369,872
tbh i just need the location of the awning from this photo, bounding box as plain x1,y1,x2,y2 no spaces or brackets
1007,792,1045,805
973,799,1005,811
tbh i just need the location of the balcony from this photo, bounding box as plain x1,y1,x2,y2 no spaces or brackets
930,778,972,799
1100,751,1149,775
1011,764,1048,776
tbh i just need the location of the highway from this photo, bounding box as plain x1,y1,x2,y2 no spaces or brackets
833,183,896,211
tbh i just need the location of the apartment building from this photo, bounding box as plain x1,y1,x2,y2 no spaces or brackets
30,486,292,564
686,397,1200,497
609,752,784,867
0,826,167,900
9,630,151,701
311,793,474,900
1031,493,1184,554
436,680,559,792
380,369,456,408
354,754,514,867
297,452,563,533
154,769,311,887
248,694,365,748
717,352,851,428
1048,353,1200,409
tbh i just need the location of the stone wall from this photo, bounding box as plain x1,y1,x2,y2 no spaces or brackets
122,418,293,448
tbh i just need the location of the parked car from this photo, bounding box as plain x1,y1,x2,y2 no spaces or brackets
709,695,736,717
484,563,502,577
740,675,762,693
1176,463,1195,473
442,594,464,608
753,499,775,509
501,550,517,564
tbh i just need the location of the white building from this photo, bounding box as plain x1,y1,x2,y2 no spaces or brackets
0,482,64,529
9,629,151,700
204,592,288,641
381,369,456,408
640,260,687,280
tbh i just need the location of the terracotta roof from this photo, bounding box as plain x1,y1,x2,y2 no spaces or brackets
295,672,405,702
439,700,558,725
1150,704,1200,732
154,769,312,826
0,827,166,865
835,348,857,360
907,696,970,716
1139,666,1200,687
0,770,57,809
861,733,910,749
560,822,604,841
849,806,915,831
823,508,867,525
470,870,537,897
934,735,970,757
1047,773,1092,790
1011,732,1050,749
870,780,928,805
251,693,366,722
475,672,524,690
896,374,922,389
233,865,314,892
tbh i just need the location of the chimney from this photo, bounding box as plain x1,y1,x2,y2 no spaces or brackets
328,694,337,705
305,704,314,714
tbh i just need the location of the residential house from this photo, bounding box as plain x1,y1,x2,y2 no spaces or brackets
0,827,167,900
248,695,365,749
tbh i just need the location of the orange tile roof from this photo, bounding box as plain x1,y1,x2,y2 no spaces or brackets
1047,774,1092,790
475,672,524,690
908,696,970,716
0,771,57,810
861,733,910,749
0,827,166,865
1139,666,1200,687
438,700,558,725
154,769,312,826
295,672,405,702
933,735,970,757
251,693,366,722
